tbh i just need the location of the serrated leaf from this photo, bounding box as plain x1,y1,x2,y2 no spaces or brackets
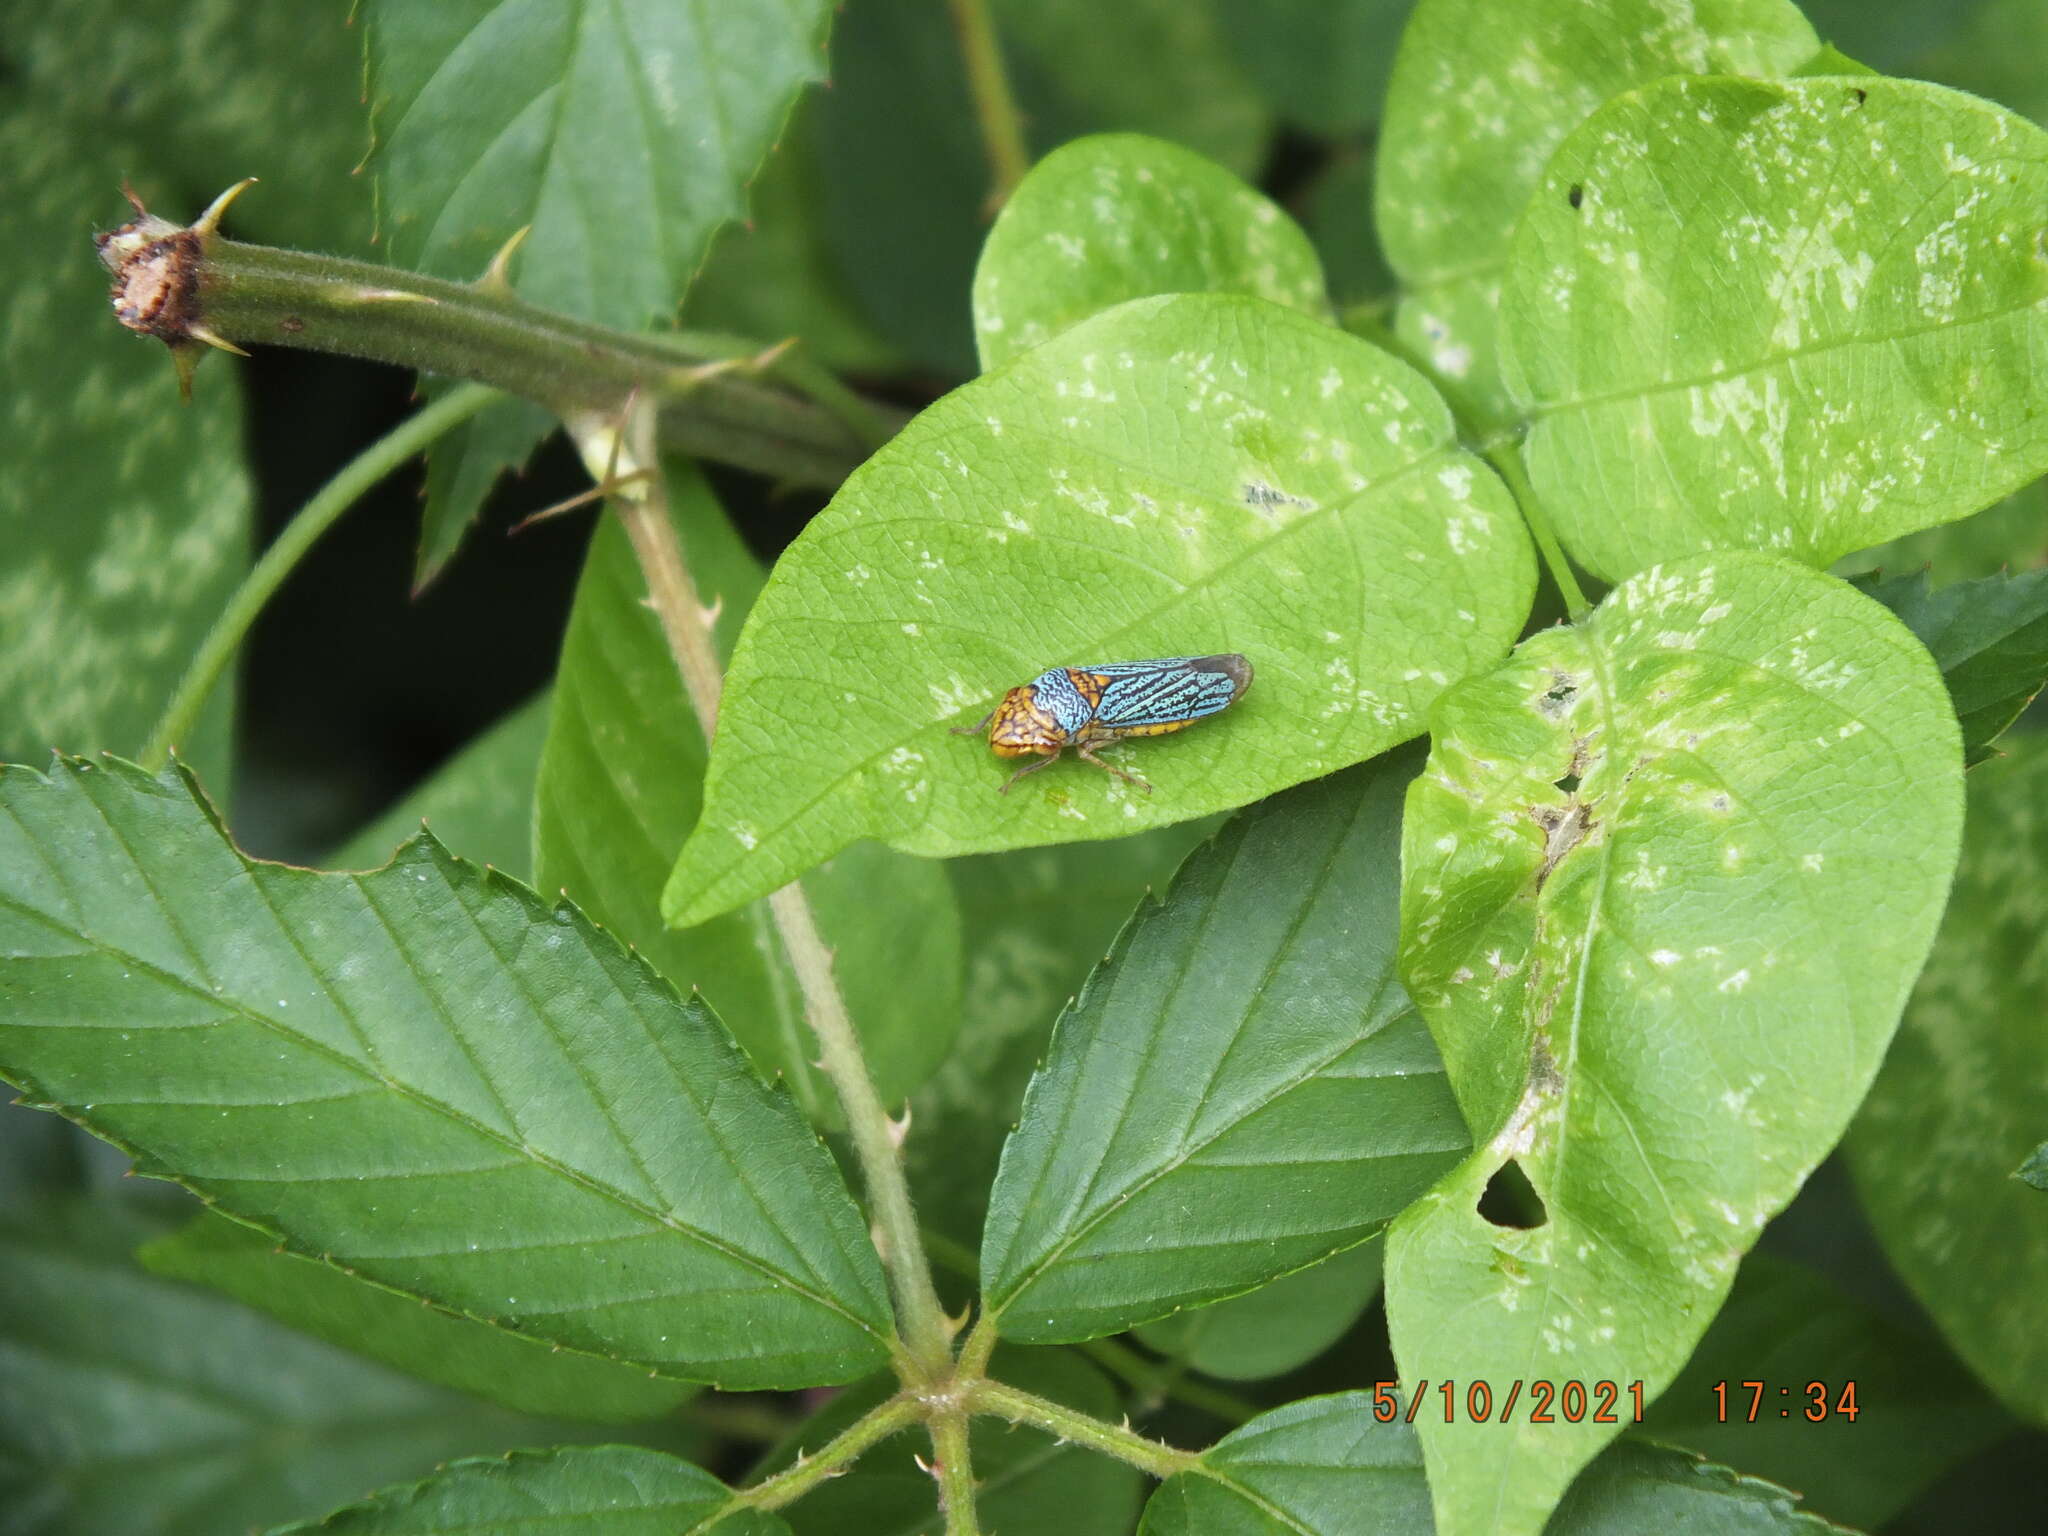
0,111,249,785
973,134,1329,372
1387,551,1963,1536
0,758,893,1390
264,1445,781,1536
414,396,557,589
665,293,1535,925
1847,735,2048,1424
750,1349,1143,1536
142,1210,692,1425
327,691,552,877
983,753,1467,1342
533,465,961,1122
0,1198,651,1536
1502,76,2048,582
907,824,1215,1266
1210,0,1418,138
1141,1397,1851,1534
1133,1238,1383,1383
1375,0,1818,425
817,0,1270,375
1851,567,2048,765
1642,1252,2010,1530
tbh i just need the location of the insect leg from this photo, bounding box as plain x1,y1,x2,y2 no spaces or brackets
950,710,996,737
1078,741,1153,794
999,751,1063,793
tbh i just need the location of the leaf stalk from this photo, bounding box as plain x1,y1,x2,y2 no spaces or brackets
1485,441,1592,622
967,1379,1203,1481
947,0,1032,208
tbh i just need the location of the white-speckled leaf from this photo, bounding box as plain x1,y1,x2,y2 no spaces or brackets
1375,0,1818,424
973,134,1329,371
2,113,249,784
1503,75,2048,582
663,293,1535,926
1386,552,1963,1536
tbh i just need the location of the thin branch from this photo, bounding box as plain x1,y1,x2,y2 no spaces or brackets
968,1379,1201,1482
947,0,1031,208
731,1391,924,1513
930,1409,982,1535
138,383,500,771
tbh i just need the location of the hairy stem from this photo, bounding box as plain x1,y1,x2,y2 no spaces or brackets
138,382,500,771
930,1409,982,1534
580,407,955,1381
947,0,1031,207
969,1380,1202,1482
734,1392,924,1512
1485,442,1591,622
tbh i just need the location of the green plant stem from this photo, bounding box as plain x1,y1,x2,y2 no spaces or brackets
1075,1336,1263,1425
1485,442,1591,622
968,1380,1202,1481
137,382,500,772
930,1409,983,1534
193,238,905,488
947,0,1031,207
589,410,954,1383
735,1392,924,1511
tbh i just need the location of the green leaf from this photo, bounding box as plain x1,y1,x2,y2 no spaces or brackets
0,110,250,785
1851,567,2048,766
983,753,1467,1342
1305,150,1396,313
0,1198,653,1536
1841,474,2048,585
1642,1253,2011,1530
665,292,1535,924
1141,1397,1850,1534
142,1210,693,1425
973,134,1329,372
1375,0,1818,425
907,824,1215,1264
1209,0,1418,138
0,758,893,1390
264,1445,781,1536
413,396,558,589
751,1349,1144,1536
1387,551,1963,1536
1502,76,2048,582
817,0,1270,375
1133,1238,1383,1383
327,692,552,877
2020,1140,2048,1191
1848,735,2048,1425
533,465,962,1121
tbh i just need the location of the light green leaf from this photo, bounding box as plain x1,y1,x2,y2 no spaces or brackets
142,1210,693,1425
984,753,1467,1342
817,0,1270,375
1133,1238,1383,1383
1852,568,2048,766
908,824,1215,1265
0,1199,653,1536
665,292,1535,925
1141,1397,1850,1534
2020,1140,2048,1191
1502,76,2048,582
327,692,552,877
264,1446,780,1536
0,758,893,1390
1642,1253,2011,1530
751,1349,1143,1536
533,466,961,1121
0,111,249,785
1848,735,2048,1425
1375,0,1818,425
973,134,1329,372
1388,552,1963,1536
1842,475,2048,586
1209,0,1418,138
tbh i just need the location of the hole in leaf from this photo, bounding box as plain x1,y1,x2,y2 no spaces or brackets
1846,86,1867,109
1567,183,1584,209
1478,1159,1548,1229
1554,772,1581,794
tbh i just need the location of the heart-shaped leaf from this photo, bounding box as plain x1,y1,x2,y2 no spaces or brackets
1387,551,1963,1535
973,134,1328,371
0,759,893,1390
1375,0,1819,424
666,293,1535,925
1503,76,2048,581
982,752,1467,1342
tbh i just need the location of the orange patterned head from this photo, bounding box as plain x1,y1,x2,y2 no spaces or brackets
987,686,1066,758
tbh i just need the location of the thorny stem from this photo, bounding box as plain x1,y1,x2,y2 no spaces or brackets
1485,441,1592,623
969,1380,1203,1482
138,382,500,771
930,1409,983,1535
727,1391,924,1514
577,405,955,1382
947,0,1032,208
